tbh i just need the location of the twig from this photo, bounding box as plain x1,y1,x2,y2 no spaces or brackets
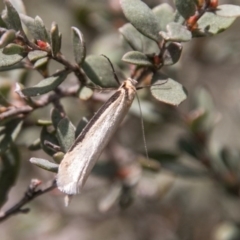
0,179,56,223
52,54,87,84
0,106,32,120
16,30,87,84
0,85,79,122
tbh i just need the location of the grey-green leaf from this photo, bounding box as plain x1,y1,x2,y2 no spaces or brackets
196,11,236,36
3,43,25,55
119,23,159,54
79,86,93,101
174,0,196,19
173,11,185,25
163,42,182,66
120,0,161,42
8,0,26,14
28,50,47,62
0,48,24,69
0,29,16,48
0,62,25,71
33,57,48,69
20,14,49,42
33,16,49,42
0,145,20,208
30,157,58,173
160,22,192,42
20,14,36,36
50,22,61,56
153,3,175,31
82,55,119,87
21,71,68,97
119,23,143,51
51,108,64,129
0,119,23,154
57,118,75,153
0,15,7,28
71,26,86,66
216,4,240,18
151,72,187,106
75,117,88,138
122,51,153,66
3,0,23,31
40,126,59,156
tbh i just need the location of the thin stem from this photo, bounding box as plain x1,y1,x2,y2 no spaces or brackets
0,85,79,122
0,179,56,223
52,54,87,84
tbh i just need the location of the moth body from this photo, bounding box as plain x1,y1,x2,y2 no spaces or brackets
57,78,137,195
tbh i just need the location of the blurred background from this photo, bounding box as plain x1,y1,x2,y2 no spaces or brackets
1,0,240,239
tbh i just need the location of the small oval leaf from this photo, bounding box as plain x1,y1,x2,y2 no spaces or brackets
160,22,192,42
34,16,49,42
30,157,59,173
40,126,59,156
0,15,7,28
3,43,25,55
122,51,153,66
21,71,68,97
51,108,64,129
0,29,16,48
120,0,161,42
82,55,119,87
71,26,86,66
151,72,187,106
119,23,143,51
75,117,88,138
79,86,93,101
216,4,240,18
0,48,24,68
33,56,48,69
0,145,20,208
196,11,236,36
153,3,175,31
174,0,196,19
3,0,23,31
163,42,182,66
28,50,48,62
0,119,22,154
119,23,159,54
20,14,36,37
8,0,26,15
57,118,76,153
50,22,61,57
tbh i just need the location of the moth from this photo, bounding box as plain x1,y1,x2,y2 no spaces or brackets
57,78,138,195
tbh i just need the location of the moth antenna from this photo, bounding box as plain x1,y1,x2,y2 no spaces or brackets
136,94,149,161
101,54,121,86
136,80,168,90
